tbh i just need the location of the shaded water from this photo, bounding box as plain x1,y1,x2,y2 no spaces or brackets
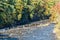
0,38,18,40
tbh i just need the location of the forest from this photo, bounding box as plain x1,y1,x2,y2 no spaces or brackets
0,0,58,28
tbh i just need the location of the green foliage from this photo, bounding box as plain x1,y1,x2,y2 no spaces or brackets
0,0,56,28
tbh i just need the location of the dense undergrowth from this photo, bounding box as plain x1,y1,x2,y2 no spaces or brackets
0,0,57,28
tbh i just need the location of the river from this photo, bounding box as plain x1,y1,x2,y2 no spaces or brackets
0,23,56,40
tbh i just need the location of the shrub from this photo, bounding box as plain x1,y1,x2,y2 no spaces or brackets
0,0,56,28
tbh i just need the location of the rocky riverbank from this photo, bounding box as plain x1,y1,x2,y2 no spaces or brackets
0,19,50,34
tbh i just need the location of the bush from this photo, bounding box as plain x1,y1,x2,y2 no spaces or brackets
0,0,55,28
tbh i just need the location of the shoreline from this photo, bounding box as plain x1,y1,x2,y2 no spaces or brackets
0,19,51,34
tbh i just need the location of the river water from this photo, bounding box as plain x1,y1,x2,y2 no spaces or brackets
20,23,56,40
0,23,56,40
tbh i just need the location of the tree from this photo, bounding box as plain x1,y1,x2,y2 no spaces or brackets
0,0,56,28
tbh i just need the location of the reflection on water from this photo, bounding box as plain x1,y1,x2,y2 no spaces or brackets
0,34,19,40
0,38,19,40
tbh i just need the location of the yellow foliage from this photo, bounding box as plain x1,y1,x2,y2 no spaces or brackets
18,14,22,20
50,2,60,22
52,1,60,40
30,14,33,18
